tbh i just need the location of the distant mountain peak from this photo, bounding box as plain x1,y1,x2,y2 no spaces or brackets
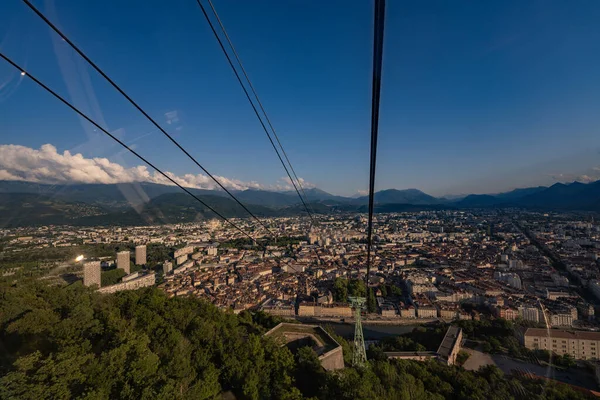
352,188,439,205
550,182,567,188
3,179,600,220
380,188,423,193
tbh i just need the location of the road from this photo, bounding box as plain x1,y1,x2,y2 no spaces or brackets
512,220,598,303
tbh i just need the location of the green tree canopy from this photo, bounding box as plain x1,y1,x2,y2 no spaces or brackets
0,282,594,400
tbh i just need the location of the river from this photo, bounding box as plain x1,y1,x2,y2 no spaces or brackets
317,322,419,340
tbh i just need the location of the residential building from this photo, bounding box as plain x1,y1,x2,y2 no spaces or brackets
98,272,155,294
400,304,416,318
549,312,574,327
518,305,542,323
298,302,318,317
297,302,351,317
163,260,172,275
117,251,130,274
135,245,146,265
83,261,101,288
495,306,519,321
523,328,600,360
174,246,194,259
176,255,188,266
416,305,438,319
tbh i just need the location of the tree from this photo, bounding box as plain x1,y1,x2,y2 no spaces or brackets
1,281,593,400
101,268,126,286
488,336,503,353
367,288,377,313
294,347,326,398
555,353,577,369
333,278,348,302
379,285,388,297
347,279,366,298
456,350,470,366
390,285,402,296
482,342,493,353
0,283,302,400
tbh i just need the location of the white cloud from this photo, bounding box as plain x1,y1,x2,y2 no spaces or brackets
0,169,25,181
551,171,600,183
578,175,596,183
0,144,292,191
355,190,368,196
164,110,179,125
280,176,316,190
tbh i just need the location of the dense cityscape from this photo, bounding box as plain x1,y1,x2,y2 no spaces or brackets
4,210,600,327
3,214,600,331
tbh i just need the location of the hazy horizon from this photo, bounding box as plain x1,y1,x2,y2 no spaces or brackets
0,142,594,198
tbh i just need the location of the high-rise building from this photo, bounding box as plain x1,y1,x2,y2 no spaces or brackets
135,245,147,265
163,260,172,275
83,261,101,288
117,251,130,274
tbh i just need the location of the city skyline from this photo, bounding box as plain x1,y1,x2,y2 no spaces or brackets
1,1,600,196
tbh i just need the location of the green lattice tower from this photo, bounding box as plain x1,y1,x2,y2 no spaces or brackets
349,296,367,367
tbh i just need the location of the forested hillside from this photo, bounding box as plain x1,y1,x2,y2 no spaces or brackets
0,282,594,400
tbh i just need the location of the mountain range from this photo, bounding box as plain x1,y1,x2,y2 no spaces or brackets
0,180,599,227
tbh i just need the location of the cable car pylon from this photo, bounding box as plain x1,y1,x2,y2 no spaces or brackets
349,296,367,367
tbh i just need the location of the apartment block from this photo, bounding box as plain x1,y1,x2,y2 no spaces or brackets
524,328,600,360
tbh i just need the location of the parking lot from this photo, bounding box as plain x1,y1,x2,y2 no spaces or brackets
462,347,598,391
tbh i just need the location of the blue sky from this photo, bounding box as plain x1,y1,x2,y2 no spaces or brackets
1,0,600,196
